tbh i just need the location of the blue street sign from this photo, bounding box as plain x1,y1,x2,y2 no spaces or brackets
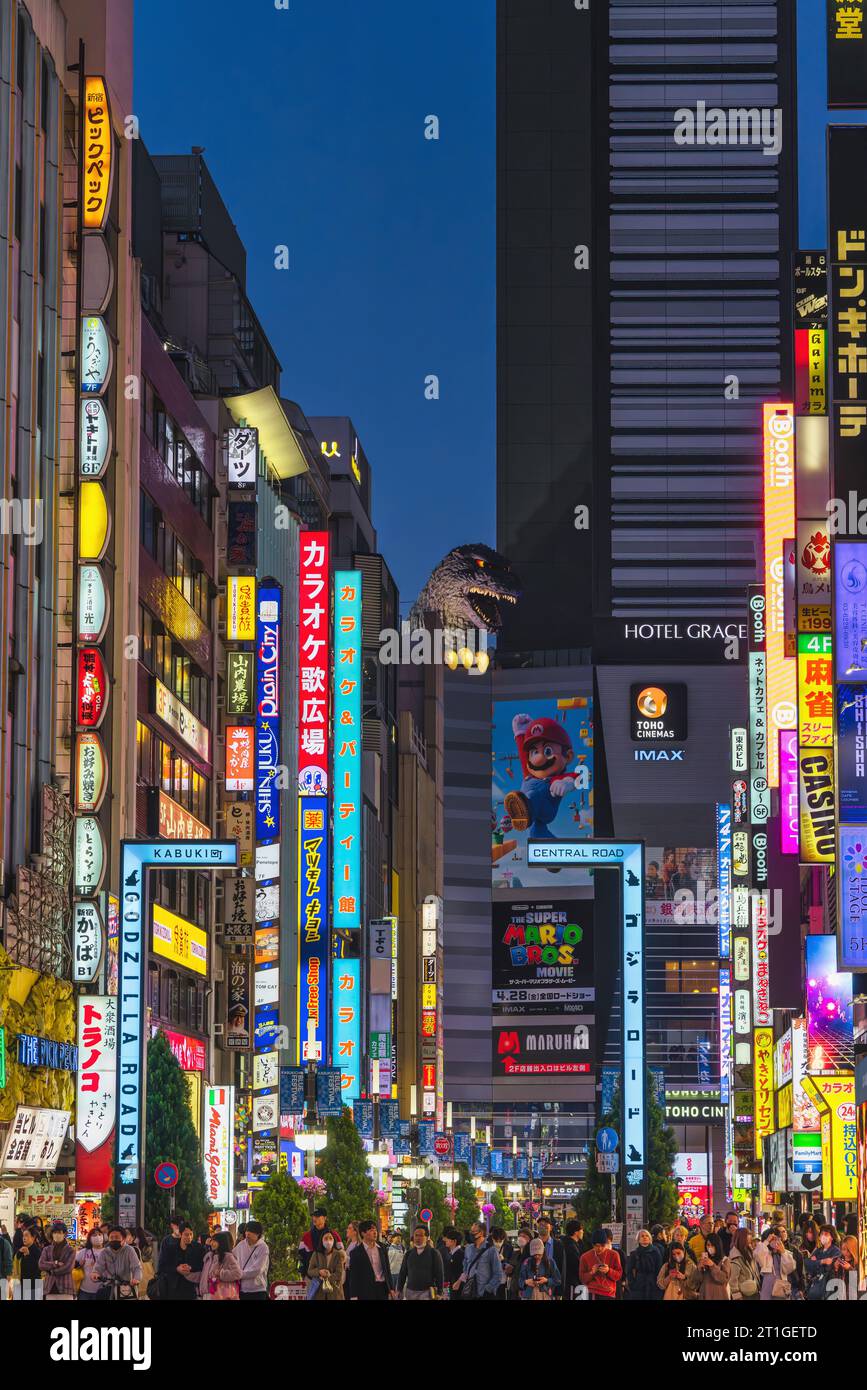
418,1120,435,1156
154,1161,179,1190
596,1127,618,1153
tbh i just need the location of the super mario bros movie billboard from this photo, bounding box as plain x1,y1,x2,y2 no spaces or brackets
491,696,594,889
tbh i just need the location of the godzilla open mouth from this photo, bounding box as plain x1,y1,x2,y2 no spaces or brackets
467,586,518,631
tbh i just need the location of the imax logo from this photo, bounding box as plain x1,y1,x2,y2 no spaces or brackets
634,749,684,762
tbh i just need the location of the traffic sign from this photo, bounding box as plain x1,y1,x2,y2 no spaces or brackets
596,1152,619,1174
419,1208,433,1224
596,1127,618,1153
433,1135,452,1157
154,1161,179,1189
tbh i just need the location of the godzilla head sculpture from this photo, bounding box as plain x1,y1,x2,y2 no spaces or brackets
412,543,521,634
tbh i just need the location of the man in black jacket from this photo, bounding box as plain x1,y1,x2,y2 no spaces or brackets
441,1227,465,1295
346,1220,396,1301
563,1220,591,1299
397,1226,445,1300
156,1223,203,1300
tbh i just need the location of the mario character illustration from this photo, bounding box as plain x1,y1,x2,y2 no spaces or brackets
503,713,582,840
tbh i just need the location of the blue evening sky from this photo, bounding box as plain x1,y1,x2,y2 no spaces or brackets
135,2,852,602
134,0,495,611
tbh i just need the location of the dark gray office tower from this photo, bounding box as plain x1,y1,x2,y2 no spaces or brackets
442,0,799,1202
497,0,797,659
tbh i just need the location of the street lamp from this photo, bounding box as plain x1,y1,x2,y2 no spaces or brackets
438,1168,458,1185
295,1125,328,1180
399,1160,426,1183
507,1183,523,1198
367,1145,390,1171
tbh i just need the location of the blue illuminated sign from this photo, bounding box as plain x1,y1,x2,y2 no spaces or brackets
255,585,281,842
331,957,361,1101
529,837,646,1235
116,839,237,1223
716,803,732,959
332,572,362,934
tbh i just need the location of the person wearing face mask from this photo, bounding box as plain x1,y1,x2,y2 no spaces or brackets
38,1221,76,1300
95,1226,143,1297
507,1228,533,1300
754,1227,796,1301
306,1228,346,1301
397,1225,445,1300
75,1229,110,1300
199,1231,242,1301
805,1224,843,1300
657,1242,691,1301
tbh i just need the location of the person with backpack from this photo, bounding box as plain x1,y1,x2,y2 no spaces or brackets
457,1222,502,1300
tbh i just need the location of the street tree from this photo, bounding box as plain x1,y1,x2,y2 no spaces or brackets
251,1171,309,1284
143,1032,210,1234
317,1107,376,1235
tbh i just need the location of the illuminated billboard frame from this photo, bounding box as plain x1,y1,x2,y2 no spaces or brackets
333,573,362,935
528,838,646,1250
716,803,732,958
115,839,237,1230
298,533,330,796
332,958,361,1101
762,404,797,787
297,799,329,1063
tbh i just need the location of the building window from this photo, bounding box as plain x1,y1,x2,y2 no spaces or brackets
136,720,153,784
664,961,720,995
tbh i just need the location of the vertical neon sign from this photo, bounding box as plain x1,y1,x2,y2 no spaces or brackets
297,532,331,1063
332,573,362,938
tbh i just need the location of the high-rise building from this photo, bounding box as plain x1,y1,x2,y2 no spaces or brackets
442,0,800,1205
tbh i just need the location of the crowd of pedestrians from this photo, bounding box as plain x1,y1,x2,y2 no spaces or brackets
0,1212,269,1302
1,1205,858,1302
295,1206,862,1303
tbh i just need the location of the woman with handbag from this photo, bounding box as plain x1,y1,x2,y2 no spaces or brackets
728,1229,761,1301
307,1233,346,1301
805,1226,843,1300
199,1231,242,1301
518,1238,561,1301
755,1230,795,1301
